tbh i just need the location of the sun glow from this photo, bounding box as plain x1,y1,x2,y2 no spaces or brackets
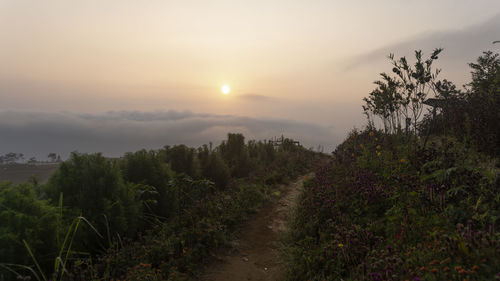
221,84,231,95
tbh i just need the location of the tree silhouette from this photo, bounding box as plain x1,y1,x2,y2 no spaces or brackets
363,49,443,133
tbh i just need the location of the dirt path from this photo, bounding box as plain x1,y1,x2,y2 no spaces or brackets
201,173,312,281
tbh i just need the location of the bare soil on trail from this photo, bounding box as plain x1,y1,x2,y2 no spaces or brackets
201,173,312,281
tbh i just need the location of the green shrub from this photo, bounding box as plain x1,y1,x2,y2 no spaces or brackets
0,182,58,277
285,128,500,280
45,152,141,253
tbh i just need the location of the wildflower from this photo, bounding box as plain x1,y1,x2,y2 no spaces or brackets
338,243,344,248
400,158,406,163
369,131,375,137
440,257,450,265
376,145,381,150
377,151,381,156
429,260,439,265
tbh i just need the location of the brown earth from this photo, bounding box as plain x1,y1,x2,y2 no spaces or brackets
0,163,59,184
201,173,312,281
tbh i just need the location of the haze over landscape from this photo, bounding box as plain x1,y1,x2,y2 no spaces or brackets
2,2,500,281
1,0,500,158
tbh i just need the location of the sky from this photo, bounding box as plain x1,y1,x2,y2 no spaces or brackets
1,0,500,158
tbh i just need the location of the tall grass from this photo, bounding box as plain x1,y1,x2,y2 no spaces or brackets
1,193,103,281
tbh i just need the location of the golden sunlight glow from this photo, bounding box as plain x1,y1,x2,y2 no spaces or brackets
221,84,231,95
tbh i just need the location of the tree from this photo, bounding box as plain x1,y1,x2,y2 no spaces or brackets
363,73,403,133
47,153,57,162
0,152,24,164
430,79,466,134
418,50,499,155
363,49,443,133
467,51,500,94
464,51,500,155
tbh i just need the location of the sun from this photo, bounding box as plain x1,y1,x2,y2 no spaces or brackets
221,84,231,95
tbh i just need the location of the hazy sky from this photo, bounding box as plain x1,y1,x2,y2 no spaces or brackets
1,1,500,157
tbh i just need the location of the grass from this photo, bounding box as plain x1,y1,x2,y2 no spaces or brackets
3,193,103,281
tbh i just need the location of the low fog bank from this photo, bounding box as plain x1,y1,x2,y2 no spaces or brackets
0,110,342,159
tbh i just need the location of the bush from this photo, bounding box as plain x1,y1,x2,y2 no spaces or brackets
121,149,173,220
219,133,251,177
165,145,197,178
285,128,500,280
0,182,58,277
45,152,141,253
2,134,322,280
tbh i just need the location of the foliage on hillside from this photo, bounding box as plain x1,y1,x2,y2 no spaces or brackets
0,133,322,280
0,183,58,271
286,49,500,280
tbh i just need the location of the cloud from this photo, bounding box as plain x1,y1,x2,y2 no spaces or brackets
0,110,340,159
344,13,500,83
238,94,273,101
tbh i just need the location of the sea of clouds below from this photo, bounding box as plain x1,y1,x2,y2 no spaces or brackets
0,110,341,160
